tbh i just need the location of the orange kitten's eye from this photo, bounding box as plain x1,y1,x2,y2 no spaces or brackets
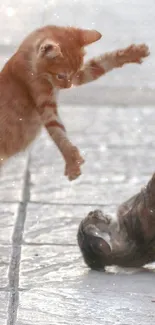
56,73,66,80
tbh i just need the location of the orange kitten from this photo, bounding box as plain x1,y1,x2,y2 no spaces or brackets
0,25,149,180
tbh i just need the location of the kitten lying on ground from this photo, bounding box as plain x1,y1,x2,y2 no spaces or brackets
78,173,155,270
0,25,149,180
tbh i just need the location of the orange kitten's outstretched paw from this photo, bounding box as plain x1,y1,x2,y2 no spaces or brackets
128,44,150,63
65,146,85,181
117,44,150,66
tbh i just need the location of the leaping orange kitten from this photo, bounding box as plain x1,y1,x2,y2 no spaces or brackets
0,25,149,180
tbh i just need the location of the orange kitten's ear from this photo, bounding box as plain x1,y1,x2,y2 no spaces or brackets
78,29,102,46
38,39,62,58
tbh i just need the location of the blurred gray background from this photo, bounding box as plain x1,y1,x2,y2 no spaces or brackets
0,0,154,105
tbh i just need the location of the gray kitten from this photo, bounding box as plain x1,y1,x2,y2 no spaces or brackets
77,174,155,270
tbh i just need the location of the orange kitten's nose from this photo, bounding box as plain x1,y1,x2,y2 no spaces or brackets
63,80,72,88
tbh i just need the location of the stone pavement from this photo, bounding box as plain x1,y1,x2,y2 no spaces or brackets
0,106,155,325
0,0,155,324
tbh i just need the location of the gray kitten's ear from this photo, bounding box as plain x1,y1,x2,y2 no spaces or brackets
38,39,62,58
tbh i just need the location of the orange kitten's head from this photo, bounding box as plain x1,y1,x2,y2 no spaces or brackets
20,25,102,89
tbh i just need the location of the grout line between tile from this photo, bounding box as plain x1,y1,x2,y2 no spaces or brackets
6,156,30,325
22,241,77,247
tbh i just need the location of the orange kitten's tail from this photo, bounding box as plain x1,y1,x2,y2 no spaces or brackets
73,44,150,86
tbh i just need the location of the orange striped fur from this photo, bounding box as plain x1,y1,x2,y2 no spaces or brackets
0,25,149,180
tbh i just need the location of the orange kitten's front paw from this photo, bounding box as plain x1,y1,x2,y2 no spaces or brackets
117,44,150,66
65,146,85,181
65,164,81,181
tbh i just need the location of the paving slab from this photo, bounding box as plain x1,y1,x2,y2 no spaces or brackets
0,292,9,325
0,204,18,288
30,135,154,182
0,154,28,202
19,244,155,290
0,203,18,244
29,137,153,204
19,245,83,290
0,246,12,288
30,181,148,205
16,286,155,325
18,244,155,324
23,203,118,245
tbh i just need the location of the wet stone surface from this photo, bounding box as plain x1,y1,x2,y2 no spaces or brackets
1,105,155,324
0,292,9,325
